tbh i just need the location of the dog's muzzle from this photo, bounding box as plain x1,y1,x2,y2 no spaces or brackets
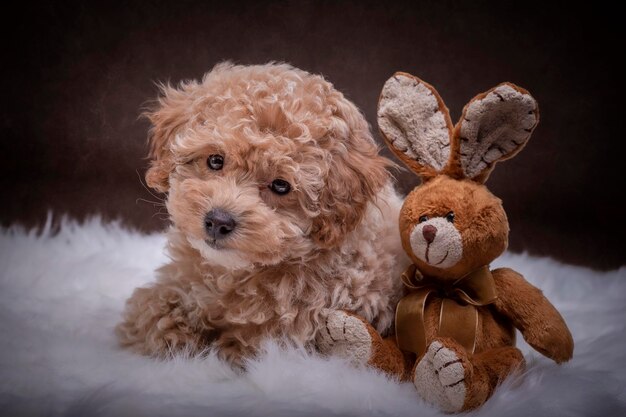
204,208,237,241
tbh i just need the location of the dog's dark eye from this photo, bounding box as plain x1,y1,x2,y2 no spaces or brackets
418,215,429,223
207,154,224,170
445,211,455,223
269,179,291,195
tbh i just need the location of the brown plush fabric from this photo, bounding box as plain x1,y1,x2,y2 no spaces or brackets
492,268,574,363
396,264,499,356
378,72,454,179
345,73,574,412
367,333,407,378
399,176,509,281
317,310,409,378
464,345,525,410
448,83,540,183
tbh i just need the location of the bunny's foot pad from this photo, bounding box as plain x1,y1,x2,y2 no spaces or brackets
316,310,373,365
413,339,470,413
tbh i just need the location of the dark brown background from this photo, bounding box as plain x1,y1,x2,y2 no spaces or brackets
2,1,624,269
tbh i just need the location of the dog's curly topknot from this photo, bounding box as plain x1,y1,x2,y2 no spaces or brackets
144,62,392,246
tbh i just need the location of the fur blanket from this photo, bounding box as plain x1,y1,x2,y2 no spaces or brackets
0,218,624,416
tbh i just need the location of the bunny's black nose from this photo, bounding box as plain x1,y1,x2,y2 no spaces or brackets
204,209,236,240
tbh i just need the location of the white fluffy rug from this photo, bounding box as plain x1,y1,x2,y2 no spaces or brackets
0,218,624,417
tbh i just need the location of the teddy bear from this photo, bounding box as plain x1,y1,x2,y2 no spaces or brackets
316,72,574,412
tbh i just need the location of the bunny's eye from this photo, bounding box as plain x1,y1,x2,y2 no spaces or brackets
445,211,455,223
418,215,429,223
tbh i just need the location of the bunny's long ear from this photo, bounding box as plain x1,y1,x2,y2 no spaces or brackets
377,73,454,178
448,83,539,183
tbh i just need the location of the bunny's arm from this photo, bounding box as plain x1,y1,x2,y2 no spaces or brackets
491,268,573,363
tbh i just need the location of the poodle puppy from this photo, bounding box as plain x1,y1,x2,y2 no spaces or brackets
116,62,410,366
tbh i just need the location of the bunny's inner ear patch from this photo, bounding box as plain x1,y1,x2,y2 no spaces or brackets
378,73,453,175
455,83,538,181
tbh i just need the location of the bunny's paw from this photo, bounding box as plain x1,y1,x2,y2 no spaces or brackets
413,339,471,413
316,310,373,366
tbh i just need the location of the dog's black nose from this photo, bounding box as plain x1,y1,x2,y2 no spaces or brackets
204,209,236,240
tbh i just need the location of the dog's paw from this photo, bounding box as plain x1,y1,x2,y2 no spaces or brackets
413,339,470,413
315,310,373,366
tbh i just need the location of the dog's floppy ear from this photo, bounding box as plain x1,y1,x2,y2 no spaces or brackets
311,94,391,248
448,83,539,183
144,83,194,193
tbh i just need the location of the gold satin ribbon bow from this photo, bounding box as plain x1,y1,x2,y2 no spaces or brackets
395,264,498,357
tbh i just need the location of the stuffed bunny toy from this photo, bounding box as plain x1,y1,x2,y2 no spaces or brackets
317,72,573,412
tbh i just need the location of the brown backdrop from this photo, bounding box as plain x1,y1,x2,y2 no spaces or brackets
2,1,624,269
